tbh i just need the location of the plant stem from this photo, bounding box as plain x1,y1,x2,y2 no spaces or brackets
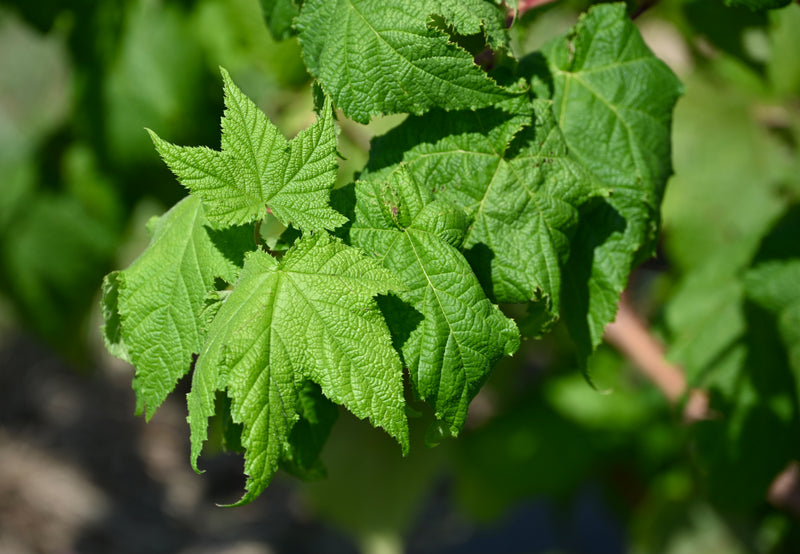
604,293,685,403
253,219,261,247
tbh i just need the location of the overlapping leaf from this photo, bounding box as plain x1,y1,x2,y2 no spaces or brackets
351,169,520,435
101,195,252,418
541,3,683,357
664,201,800,510
187,234,409,504
97,5,687,505
148,68,345,231
281,381,339,480
365,99,600,333
296,0,515,123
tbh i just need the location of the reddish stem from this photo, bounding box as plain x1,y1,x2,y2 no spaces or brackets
512,0,559,21
604,293,685,403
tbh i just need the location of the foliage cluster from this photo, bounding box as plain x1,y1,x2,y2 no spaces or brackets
101,1,684,505
1,0,799,550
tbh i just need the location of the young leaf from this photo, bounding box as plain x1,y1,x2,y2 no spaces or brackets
148,68,346,231
104,195,252,419
187,234,409,505
541,3,683,358
296,0,516,123
352,168,520,435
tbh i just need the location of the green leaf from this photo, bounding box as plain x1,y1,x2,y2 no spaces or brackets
148,68,346,231
361,4,681,358
107,195,252,419
188,234,409,505
281,381,339,480
687,296,800,510
3,196,118,358
745,259,800,376
260,0,300,40
664,203,800,511
665,241,754,383
767,5,800,97
662,75,790,274
351,168,520,435
101,271,130,364
296,0,516,123
364,99,599,333
541,3,683,358
723,0,791,11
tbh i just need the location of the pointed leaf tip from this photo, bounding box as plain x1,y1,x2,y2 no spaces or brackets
148,70,344,231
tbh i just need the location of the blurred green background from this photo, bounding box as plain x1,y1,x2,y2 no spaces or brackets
0,0,798,553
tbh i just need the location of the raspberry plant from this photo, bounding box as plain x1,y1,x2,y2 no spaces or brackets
101,2,683,505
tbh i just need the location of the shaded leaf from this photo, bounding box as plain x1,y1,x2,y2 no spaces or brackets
541,3,683,358
352,168,520,435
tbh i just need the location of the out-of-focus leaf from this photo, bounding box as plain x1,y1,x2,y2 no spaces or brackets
666,202,800,511
745,259,800,376
104,0,211,167
662,75,788,274
260,0,300,40
0,11,71,165
2,194,117,347
723,0,791,11
767,4,800,96
683,0,770,73
193,0,309,87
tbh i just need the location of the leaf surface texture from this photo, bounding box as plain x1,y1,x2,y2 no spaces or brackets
187,234,409,504
102,195,250,418
297,0,515,123
149,68,345,231
352,169,520,434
